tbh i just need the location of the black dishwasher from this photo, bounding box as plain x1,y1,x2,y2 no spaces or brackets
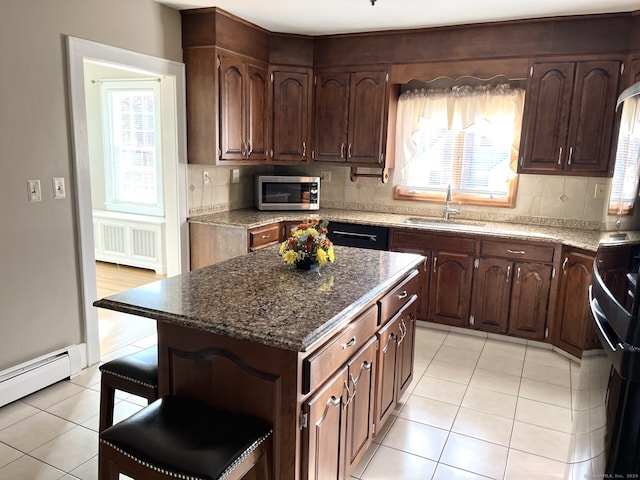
327,222,389,251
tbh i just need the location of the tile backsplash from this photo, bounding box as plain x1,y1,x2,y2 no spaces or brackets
187,164,640,231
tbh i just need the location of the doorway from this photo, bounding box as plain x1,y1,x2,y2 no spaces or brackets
66,36,189,366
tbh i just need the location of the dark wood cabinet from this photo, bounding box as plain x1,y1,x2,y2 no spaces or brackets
218,51,268,164
472,240,555,341
313,69,389,167
343,337,377,474
429,252,475,328
519,59,622,176
269,67,312,163
507,262,553,340
553,249,595,357
471,257,512,334
302,367,348,480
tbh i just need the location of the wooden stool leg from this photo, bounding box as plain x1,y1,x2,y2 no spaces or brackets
99,381,116,432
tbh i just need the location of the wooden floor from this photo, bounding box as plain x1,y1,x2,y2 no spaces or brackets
95,261,165,356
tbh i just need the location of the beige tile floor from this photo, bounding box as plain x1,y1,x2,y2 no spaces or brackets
0,325,580,479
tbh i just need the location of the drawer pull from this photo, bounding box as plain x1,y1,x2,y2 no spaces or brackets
397,290,408,300
261,234,271,239
342,336,357,349
507,249,526,255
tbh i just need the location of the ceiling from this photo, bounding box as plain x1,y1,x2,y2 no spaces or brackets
155,0,639,36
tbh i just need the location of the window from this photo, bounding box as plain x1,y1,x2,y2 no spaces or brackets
609,95,640,216
101,80,164,216
393,83,525,207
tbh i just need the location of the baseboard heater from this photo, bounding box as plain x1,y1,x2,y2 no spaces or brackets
0,345,83,407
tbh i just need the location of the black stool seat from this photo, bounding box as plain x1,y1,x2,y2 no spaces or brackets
98,346,159,432
100,396,272,480
99,346,158,388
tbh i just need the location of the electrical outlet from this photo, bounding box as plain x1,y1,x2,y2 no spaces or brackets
594,183,607,199
203,170,211,185
52,177,66,199
231,168,240,184
27,180,42,202
321,170,331,183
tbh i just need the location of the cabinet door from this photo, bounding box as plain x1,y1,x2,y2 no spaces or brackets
302,367,348,480
313,72,350,162
396,305,416,398
344,337,377,474
428,252,474,327
471,257,511,334
554,251,594,357
507,262,552,340
566,61,621,174
271,69,311,162
218,54,246,161
519,62,575,173
347,71,387,166
375,316,399,428
245,62,268,162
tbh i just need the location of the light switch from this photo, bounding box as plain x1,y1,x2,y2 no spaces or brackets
27,180,42,202
53,177,66,199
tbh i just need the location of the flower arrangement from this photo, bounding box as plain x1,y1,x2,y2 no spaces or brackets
279,219,335,269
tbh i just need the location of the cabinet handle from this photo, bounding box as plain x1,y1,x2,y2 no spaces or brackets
342,336,357,349
423,256,428,272
302,141,306,157
328,396,341,407
261,234,271,239
348,143,352,158
340,143,345,158
433,256,438,273
507,249,526,255
516,267,521,282
362,360,372,371
398,319,407,345
383,333,397,353
568,146,574,165
562,257,568,274
397,290,408,300
506,265,511,283
344,380,354,407
557,147,563,165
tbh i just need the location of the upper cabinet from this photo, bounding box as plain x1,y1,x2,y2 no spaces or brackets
313,69,390,167
218,51,269,164
269,67,312,163
519,59,622,176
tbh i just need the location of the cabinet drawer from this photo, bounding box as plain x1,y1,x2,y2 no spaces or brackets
391,229,476,254
249,223,281,251
379,269,420,325
303,305,378,394
480,240,554,263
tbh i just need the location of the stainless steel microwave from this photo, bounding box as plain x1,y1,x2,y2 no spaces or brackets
255,175,320,211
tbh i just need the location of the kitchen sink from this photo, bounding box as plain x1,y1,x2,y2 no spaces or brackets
404,217,486,231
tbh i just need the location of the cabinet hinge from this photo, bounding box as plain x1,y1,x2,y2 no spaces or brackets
519,155,524,167
314,75,317,86
300,412,308,429
217,148,221,159
385,72,389,83
216,56,221,69
380,152,384,163
530,65,534,77
270,149,274,159
469,315,475,326
552,267,556,279
545,327,549,339
621,63,625,75
312,149,315,160
372,422,376,435
270,72,274,82
474,258,479,269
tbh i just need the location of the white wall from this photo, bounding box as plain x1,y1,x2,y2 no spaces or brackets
0,0,182,370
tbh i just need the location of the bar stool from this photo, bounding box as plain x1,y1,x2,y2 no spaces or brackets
98,346,159,432
99,395,273,480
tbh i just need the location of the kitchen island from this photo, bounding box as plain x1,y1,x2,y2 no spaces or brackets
94,245,424,480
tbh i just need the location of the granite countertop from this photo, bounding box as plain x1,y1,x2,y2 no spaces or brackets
189,208,640,252
94,246,424,352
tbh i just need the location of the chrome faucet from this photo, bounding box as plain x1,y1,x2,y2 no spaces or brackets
443,184,461,221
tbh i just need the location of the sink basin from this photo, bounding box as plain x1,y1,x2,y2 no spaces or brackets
404,217,486,231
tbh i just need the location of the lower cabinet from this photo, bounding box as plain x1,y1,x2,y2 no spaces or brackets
429,251,474,327
302,337,378,480
300,269,419,480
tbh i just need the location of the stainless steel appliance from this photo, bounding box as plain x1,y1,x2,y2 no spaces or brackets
255,175,319,211
590,242,640,475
